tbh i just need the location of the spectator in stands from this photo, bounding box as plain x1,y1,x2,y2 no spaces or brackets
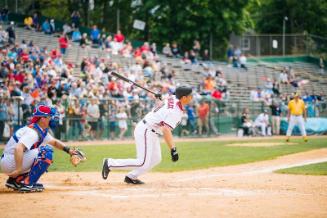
90,25,100,46
50,19,55,34
227,45,234,66
6,21,15,44
87,97,100,139
72,28,82,42
108,104,117,139
24,16,33,30
320,56,325,74
80,33,89,48
202,49,210,62
239,54,248,71
58,34,69,55
264,78,273,95
42,19,51,34
116,107,128,140
197,100,210,135
0,97,9,142
270,99,282,135
114,30,125,43
121,41,133,58
208,100,219,135
62,23,72,36
71,11,81,28
240,107,252,136
189,50,198,64
211,87,223,101
0,8,9,24
192,40,201,58
279,69,288,84
182,51,191,64
103,35,113,51
162,43,172,57
32,13,40,31
67,98,83,140
185,103,197,135
171,42,180,58
150,43,157,56
234,46,241,58
0,25,8,46
272,80,280,96
254,110,270,136
203,75,215,94
250,87,262,101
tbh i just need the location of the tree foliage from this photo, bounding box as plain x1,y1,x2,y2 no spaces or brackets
9,0,326,57
254,0,327,36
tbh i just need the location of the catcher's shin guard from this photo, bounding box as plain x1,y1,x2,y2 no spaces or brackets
23,145,53,185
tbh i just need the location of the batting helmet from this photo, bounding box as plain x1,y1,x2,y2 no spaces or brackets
175,86,192,99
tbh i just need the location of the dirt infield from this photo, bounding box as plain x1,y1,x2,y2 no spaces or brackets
1,148,327,218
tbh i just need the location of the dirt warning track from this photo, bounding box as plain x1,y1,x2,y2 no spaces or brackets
0,148,327,218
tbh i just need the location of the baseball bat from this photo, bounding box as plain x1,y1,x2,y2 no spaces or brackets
110,71,162,99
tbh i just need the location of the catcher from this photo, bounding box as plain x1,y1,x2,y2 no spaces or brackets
0,105,86,193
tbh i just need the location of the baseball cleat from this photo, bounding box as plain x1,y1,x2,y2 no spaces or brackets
102,158,111,180
18,184,42,193
124,176,145,185
5,177,21,191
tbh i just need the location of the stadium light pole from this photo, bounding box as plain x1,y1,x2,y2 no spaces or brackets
282,16,288,56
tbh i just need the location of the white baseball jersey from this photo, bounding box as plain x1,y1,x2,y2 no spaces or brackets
3,126,53,155
143,96,184,134
1,126,53,174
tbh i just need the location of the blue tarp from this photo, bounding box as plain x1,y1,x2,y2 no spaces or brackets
280,117,327,135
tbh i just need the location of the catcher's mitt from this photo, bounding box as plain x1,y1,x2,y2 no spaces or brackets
70,148,87,167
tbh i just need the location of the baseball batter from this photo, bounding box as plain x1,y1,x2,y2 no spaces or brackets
0,105,84,192
102,86,193,184
286,93,308,142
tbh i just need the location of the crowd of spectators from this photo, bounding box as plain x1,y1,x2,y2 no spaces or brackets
0,17,230,142
0,10,326,142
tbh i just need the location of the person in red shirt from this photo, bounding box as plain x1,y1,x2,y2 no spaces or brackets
114,30,125,43
140,42,150,53
14,70,25,84
211,89,222,100
197,101,210,135
58,34,68,55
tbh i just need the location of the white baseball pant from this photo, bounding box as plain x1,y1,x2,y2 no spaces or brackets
286,115,307,136
106,121,162,179
255,122,267,136
0,149,38,174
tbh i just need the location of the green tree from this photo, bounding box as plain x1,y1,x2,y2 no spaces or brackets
254,0,327,36
131,0,252,57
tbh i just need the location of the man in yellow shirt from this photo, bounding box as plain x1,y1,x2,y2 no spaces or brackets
286,92,307,142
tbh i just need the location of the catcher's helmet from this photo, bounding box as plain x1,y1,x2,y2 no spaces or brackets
175,86,192,99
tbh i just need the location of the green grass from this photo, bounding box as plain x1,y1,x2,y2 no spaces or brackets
1,138,326,172
276,162,327,175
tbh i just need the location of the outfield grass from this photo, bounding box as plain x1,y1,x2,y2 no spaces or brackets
1,138,326,172
276,162,327,175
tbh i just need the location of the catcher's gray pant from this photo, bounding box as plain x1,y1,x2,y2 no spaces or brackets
0,149,38,174
106,121,162,179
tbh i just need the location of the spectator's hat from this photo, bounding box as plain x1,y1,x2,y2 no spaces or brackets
10,21,14,25
294,92,300,97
